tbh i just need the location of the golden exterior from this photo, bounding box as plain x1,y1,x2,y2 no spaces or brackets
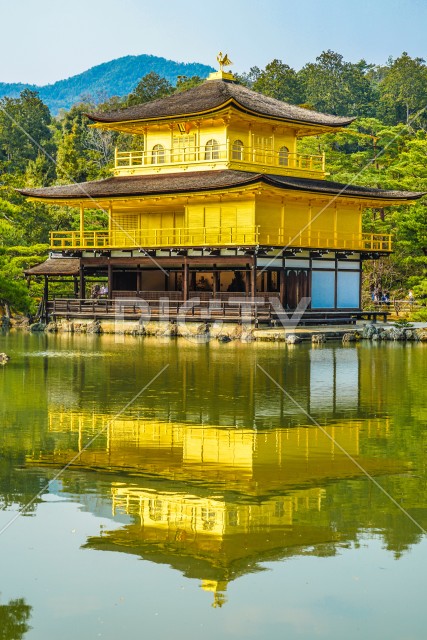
40,62,403,254
109,110,326,178
48,184,392,252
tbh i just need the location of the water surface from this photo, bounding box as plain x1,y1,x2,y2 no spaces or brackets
0,332,426,639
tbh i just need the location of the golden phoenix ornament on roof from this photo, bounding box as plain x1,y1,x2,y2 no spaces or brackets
217,52,233,71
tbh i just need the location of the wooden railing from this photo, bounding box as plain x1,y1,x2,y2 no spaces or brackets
50,226,392,252
114,145,325,174
50,226,259,249
46,298,389,324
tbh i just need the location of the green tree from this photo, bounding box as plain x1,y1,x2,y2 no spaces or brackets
379,53,427,125
0,90,54,175
126,72,173,106
55,102,115,182
299,50,376,116
234,66,262,88
175,75,204,92
0,245,49,316
252,59,303,104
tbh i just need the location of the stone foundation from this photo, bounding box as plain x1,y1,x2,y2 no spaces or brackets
6,318,426,344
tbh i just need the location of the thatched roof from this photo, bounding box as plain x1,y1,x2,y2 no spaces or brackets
18,170,425,202
87,79,355,128
25,258,80,276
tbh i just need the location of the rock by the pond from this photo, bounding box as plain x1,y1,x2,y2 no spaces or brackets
362,324,378,339
45,321,58,333
87,319,103,334
342,332,356,343
29,322,46,332
1,316,11,330
0,352,10,364
312,333,326,344
388,327,405,341
196,323,210,334
218,335,232,343
286,334,302,345
157,322,177,337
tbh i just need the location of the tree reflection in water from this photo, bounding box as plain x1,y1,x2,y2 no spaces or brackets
0,596,32,640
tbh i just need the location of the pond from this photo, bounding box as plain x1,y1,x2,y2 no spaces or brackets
0,332,426,639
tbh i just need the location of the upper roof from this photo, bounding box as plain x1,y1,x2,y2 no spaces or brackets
19,170,425,203
87,79,355,128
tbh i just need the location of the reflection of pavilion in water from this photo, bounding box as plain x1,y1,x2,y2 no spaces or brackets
45,343,368,430
29,345,401,606
31,408,398,607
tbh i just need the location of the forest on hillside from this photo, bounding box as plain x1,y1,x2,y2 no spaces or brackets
0,50,426,317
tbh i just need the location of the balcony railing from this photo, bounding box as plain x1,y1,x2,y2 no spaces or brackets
50,227,392,252
114,145,326,174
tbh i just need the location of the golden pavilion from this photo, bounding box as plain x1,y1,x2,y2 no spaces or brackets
22,57,424,321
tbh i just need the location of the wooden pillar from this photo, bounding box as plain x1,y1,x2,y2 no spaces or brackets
107,262,113,297
79,203,85,247
250,256,257,299
267,271,272,292
164,271,169,292
79,264,86,299
245,270,250,297
43,276,49,321
279,269,286,307
73,276,79,298
190,271,196,291
213,269,220,297
183,260,189,301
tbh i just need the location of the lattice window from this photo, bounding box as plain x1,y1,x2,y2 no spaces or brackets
204,139,220,160
232,139,244,160
151,144,165,164
279,146,289,166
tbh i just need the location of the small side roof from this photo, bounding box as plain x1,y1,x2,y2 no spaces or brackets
25,257,81,276
87,79,355,129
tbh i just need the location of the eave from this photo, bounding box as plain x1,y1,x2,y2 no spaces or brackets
19,170,426,208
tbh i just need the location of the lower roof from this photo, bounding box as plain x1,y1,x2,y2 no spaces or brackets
18,170,425,203
25,257,80,276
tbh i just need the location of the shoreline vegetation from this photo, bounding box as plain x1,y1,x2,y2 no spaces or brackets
0,50,426,320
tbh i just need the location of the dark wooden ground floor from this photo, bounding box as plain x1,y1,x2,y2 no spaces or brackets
28,252,392,324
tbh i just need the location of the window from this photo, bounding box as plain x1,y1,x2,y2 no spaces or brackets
232,139,244,160
279,146,289,166
311,270,335,308
337,271,360,308
172,134,196,161
205,139,219,160
151,144,165,164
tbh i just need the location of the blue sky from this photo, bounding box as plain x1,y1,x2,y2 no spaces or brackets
1,0,426,85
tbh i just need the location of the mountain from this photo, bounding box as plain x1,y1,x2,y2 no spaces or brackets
0,54,215,115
